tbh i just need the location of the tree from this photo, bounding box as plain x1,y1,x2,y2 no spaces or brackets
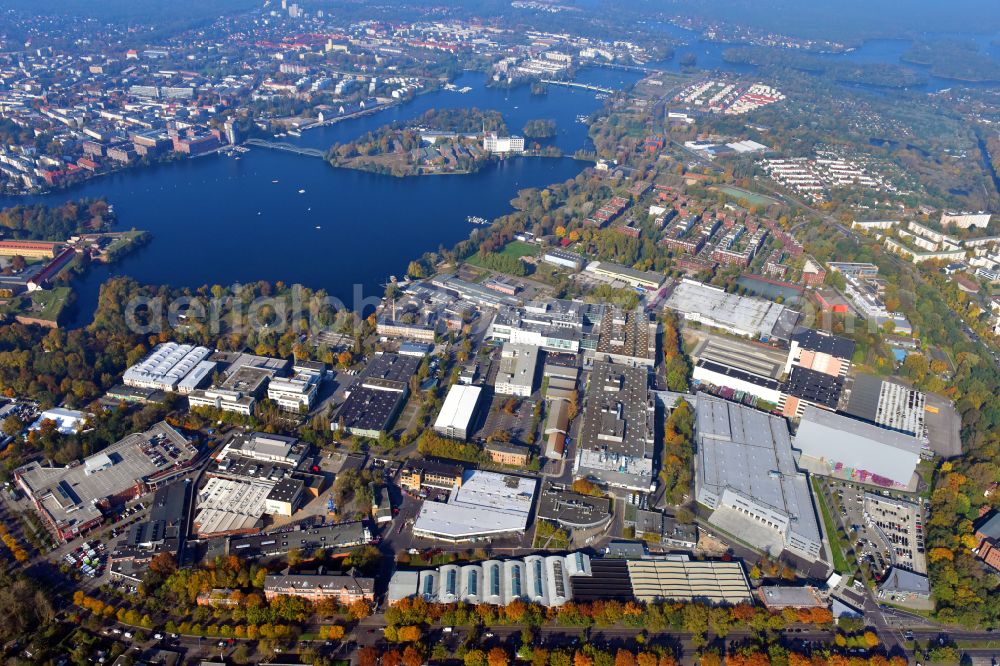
403,646,423,666
396,625,422,643
614,650,637,666
358,647,379,666
465,649,488,666
488,647,510,666
571,478,602,496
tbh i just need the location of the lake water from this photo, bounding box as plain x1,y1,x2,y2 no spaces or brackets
6,69,644,328
648,22,1000,91
6,35,996,328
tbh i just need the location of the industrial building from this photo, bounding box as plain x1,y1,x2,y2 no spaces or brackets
494,343,539,396
122,342,214,393
376,317,437,343
412,470,537,541
207,431,319,518
218,431,308,468
783,329,854,378
574,362,656,491
632,509,698,550
202,521,370,561
692,358,784,405
488,300,603,353
193,477,273,537
388,551,592,607
689,335,787,405
695,395,823,562
779,329,854,417
625,556,753,604
331,353,419,438
542,248,584,271
187,351,290,415
757,586,827,610
29,407,91,435
584,261,664,289
845,374,927,440
109,481,192,584
794,406,922,491
264,477,305,516
781,366,844,414
433,384,483,440
187,388,256,415
594,307,657,367
267,369,321,412
535,483,612,530
878,567,930,601
568,554,752,605
16,422,196,541
664,279,796,340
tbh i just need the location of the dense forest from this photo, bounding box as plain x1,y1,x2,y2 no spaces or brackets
722,47,925,89
523,119,557,139
0,199,111,240
902,41,1000,83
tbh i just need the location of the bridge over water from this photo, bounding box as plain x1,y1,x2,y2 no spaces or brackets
245,138,326,158
539,79,617,94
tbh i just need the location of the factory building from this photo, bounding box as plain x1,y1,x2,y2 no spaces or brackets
695,395,823,562
794,406,922,491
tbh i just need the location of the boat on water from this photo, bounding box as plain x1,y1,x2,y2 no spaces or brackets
288,130,302,137
272,179,279,183
466,215,488,225
298,189,306,194
315,225,321,229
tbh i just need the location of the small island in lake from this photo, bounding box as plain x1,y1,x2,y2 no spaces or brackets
523,118,557,139
326,108,508,177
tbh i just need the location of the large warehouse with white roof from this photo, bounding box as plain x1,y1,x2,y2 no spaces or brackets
794,405,922,491
664,279,797,340
412,470,537,541
433,384,482,440
122,342,214,393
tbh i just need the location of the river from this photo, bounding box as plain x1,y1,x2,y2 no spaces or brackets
5,69,644,329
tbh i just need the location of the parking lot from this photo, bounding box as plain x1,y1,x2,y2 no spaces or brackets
472,394,538,445
863,492,927,574
822,480,893,579
923,392,962,458
821,479,929,581
62,539,107,579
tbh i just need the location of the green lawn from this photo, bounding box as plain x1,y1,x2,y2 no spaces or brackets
712,185,782,207
466,240,537,267
812,477,852,573
26,287,72,322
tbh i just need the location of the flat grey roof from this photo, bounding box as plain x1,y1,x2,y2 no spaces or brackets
536,484,611,528
17,422,194,532
696,395,821,544
797,405,922,456
665,279,787,338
